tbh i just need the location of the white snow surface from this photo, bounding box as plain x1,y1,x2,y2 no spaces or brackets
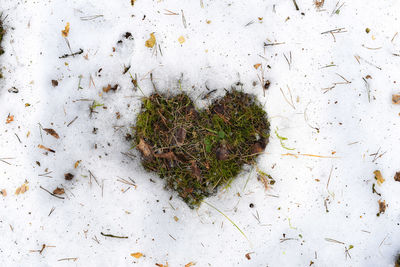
0,0,400,266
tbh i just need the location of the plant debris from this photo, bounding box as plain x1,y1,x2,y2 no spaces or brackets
134,89,270,208
373,170,385,185
15,183,29,195
43,128,60,139
53,187,65,195
130,252,143,259
377,199,386,216
145,33,156,48
394,172,400,182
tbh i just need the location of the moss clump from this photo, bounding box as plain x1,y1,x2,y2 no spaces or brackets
134,89,270,208
396,254,400,267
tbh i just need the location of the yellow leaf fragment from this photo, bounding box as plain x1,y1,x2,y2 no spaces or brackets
53,187,65,195
185,262,196,267
145,33,156,48
392,94,400,104
173,216,179,222
254,63,261,69
74,160,81,168
374,170,385,185
155,262,169,267
1,189,7,197
15,183,29,195
178,35,186,44
61,22,70,37
6,115,14,124
130,252,143,259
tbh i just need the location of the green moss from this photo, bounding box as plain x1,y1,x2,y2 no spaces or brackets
396,254,400,267
134,89,270,208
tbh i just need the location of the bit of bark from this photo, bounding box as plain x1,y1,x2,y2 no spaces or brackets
43,128,60,139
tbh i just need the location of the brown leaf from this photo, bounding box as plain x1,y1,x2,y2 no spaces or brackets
1,189,7,197
61,22,70,37
392,94,400,104
253,63,261,69
190,161,202,181
53,187,65,195
378,199,386,215
103,84,118,93
251,142,265,154
51,80,58,87
185,262,196,267
175,127,186,146
137,139,153,158
245,252,253,260
43,128,60,139
65,173,74,180
394,172,400,182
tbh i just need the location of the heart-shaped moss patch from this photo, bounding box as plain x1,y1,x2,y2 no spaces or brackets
134,90,270,208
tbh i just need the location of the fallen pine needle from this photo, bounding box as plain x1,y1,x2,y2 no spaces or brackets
203,201,248,242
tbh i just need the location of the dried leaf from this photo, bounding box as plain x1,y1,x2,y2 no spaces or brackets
15,183,29,195
250,141,265,154
185,262,196,267
378,199,386,215
43,128,60,139
53,187,65,195
6,115,14,124
245,253,252,260
175,127,186,146
145,33,156,48
190,161,202,181
38,144,56,153
1,189,7,197
178,35,186,44
130,252,143,259
138,138,153,158
74,160,81,169
51,80,59,87
392,94,400,104
253,63,261,69
61,22,70,37
65,173,74,180
155,262,169,267
173,216,179,222
131,0,136,6
394,172,400,182
374,170,385,185
216,145,229,160
103,84,118,93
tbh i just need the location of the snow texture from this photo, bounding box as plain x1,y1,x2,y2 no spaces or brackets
0,0,399,266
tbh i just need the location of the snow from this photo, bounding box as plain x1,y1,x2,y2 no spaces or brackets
1,0,400,266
